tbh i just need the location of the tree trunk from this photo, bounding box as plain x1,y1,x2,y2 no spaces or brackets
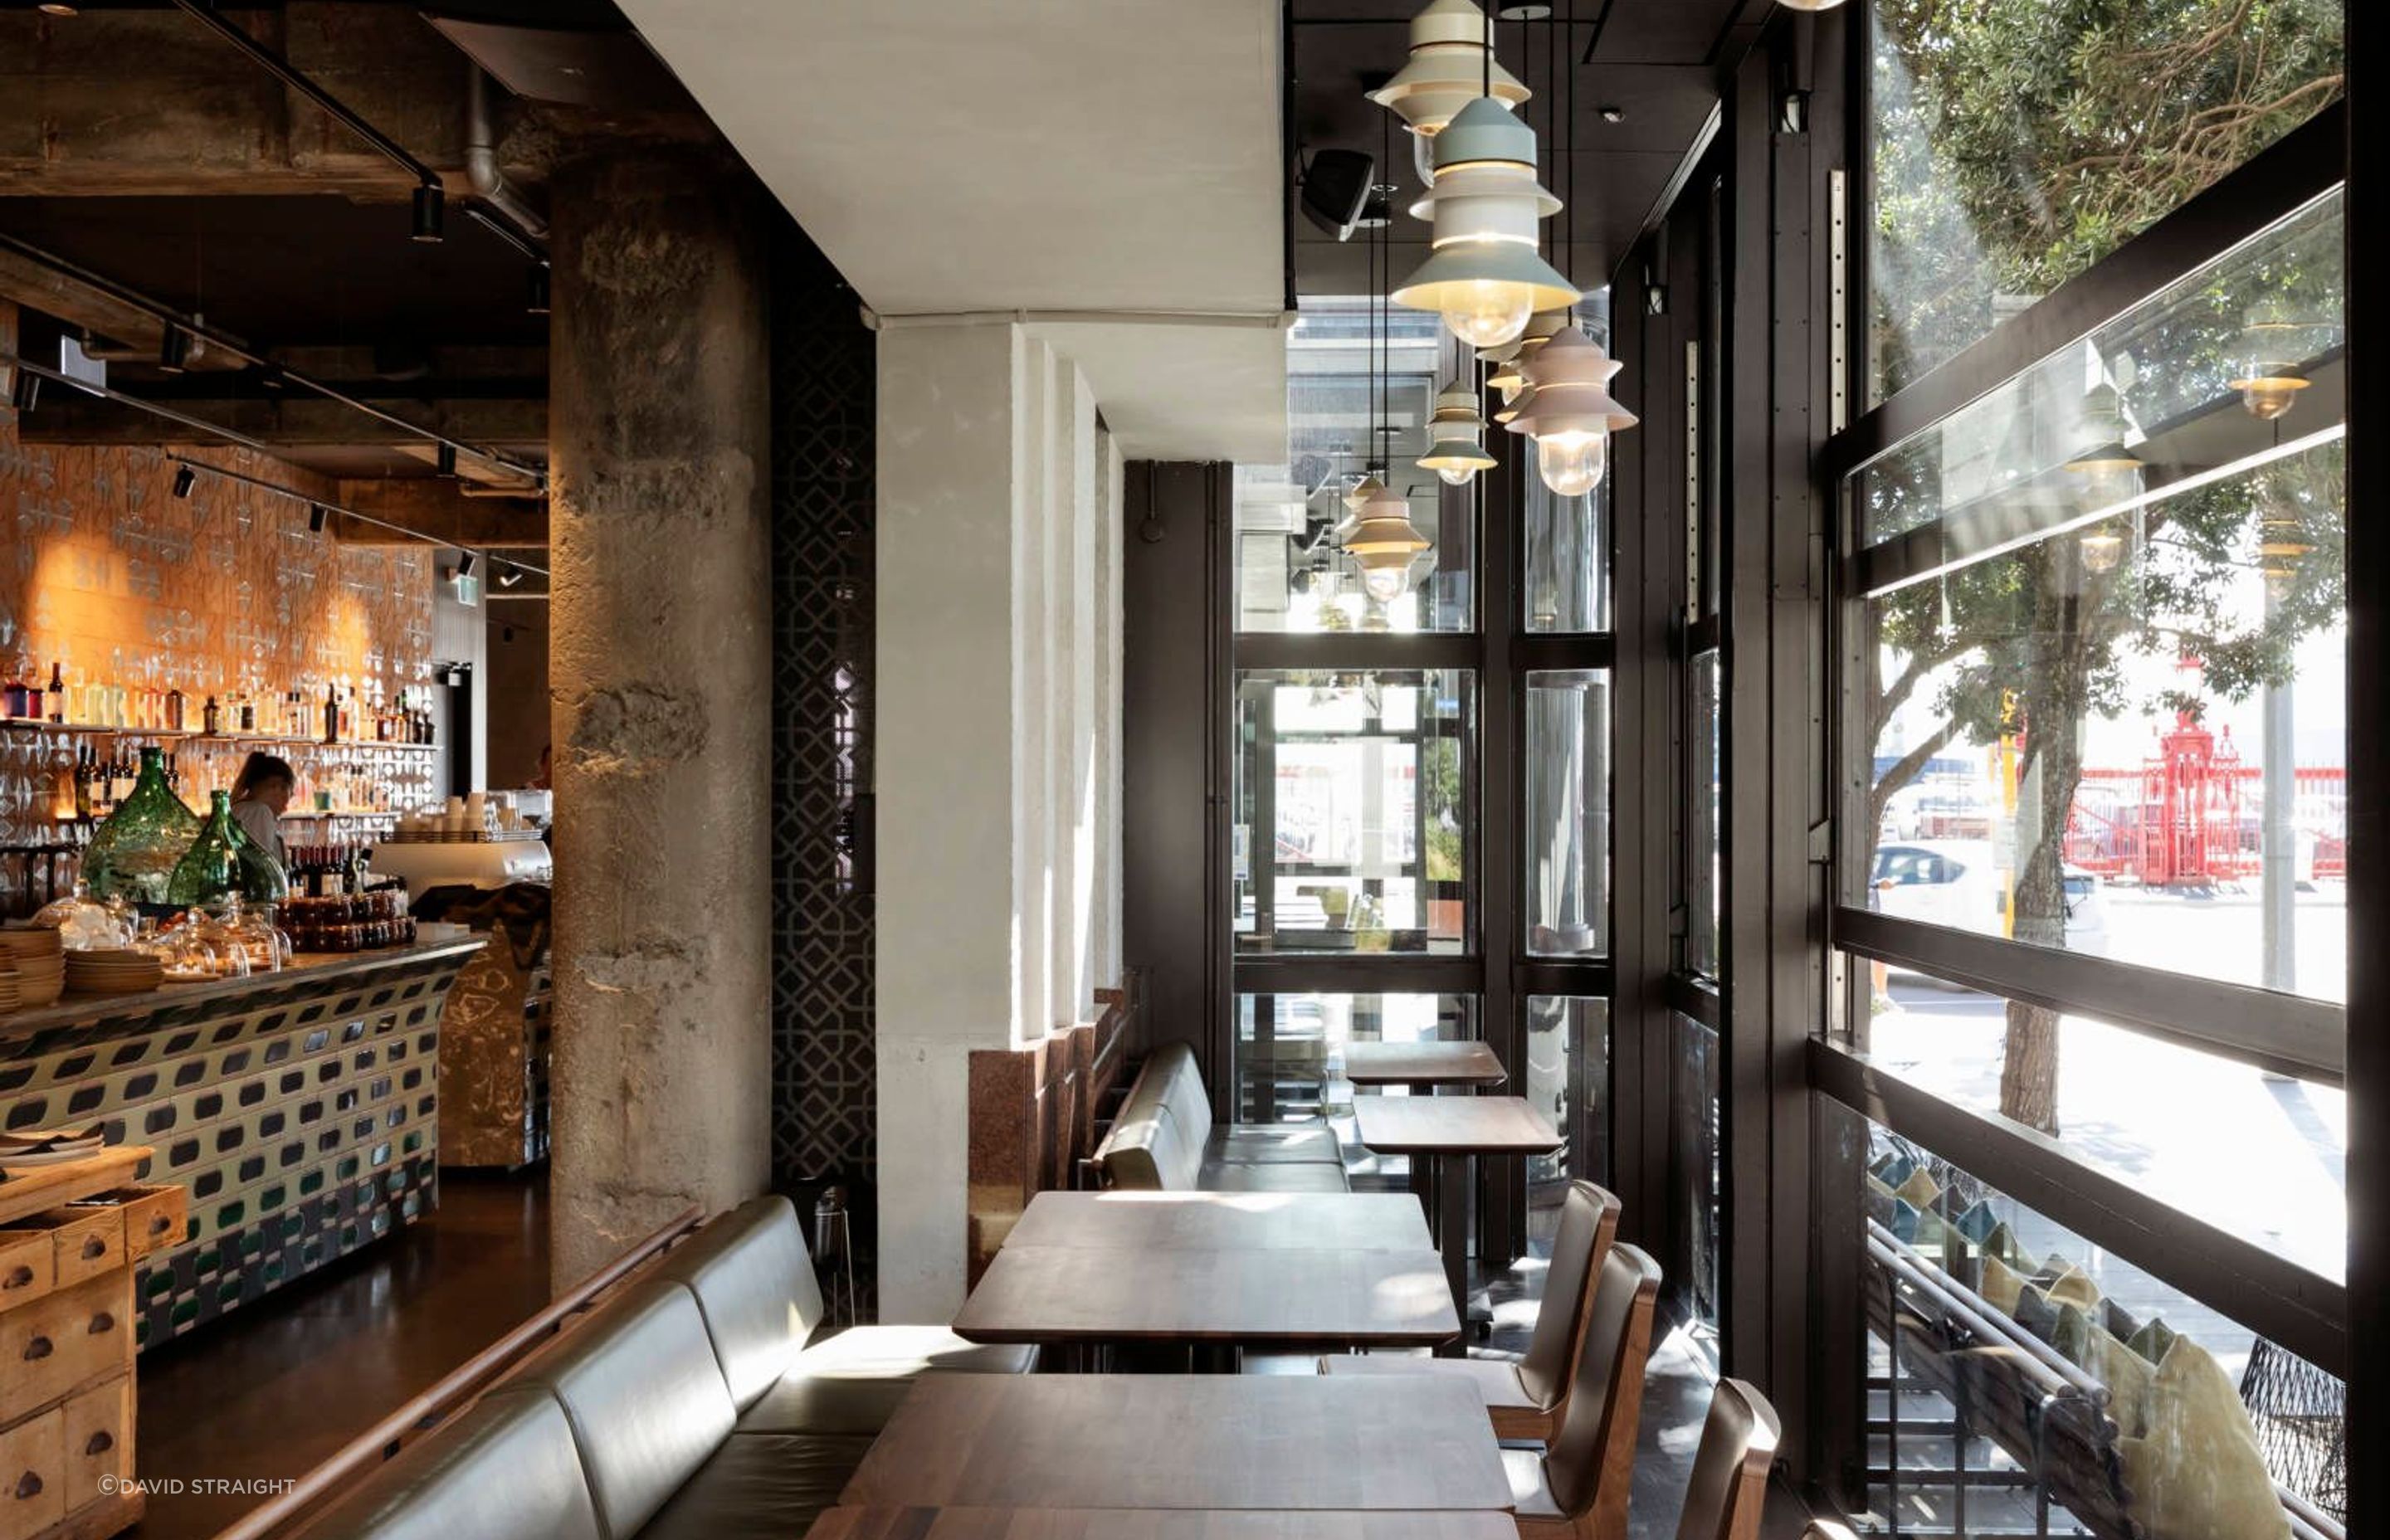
1997,555,2099,1134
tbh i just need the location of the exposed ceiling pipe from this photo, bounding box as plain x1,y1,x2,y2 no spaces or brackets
466,65,550,246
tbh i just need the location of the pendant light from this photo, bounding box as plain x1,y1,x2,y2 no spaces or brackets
1393,95,1576,346
1506,2,1635,495
1370,0,1531,182
2229,298,2324,421
2062,383,2144,512
1418,382,1496,485
1485,306,1569,394
1348,161,1433,602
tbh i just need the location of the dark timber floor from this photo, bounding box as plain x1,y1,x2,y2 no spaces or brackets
128,1171,553,1540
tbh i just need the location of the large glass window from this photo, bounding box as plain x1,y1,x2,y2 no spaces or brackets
1867,0,2344,401
1686,650,1720,978
1524,670,1612,958
1835,1104,2346,1535
1234,669,1474,956
1235,300,1472,631
1525,997,1608,1206
1851,191,2348,1004
1234,992,1477,1127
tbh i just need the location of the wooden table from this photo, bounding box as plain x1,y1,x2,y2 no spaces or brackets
1341,1040,1507,1094
999,1190,1433,1253
841,1375,1514,1513
954,1242,1456,1349
1352,1097,1561,1356
809,1509,1519,1540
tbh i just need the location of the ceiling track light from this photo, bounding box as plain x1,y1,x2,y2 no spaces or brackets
527,265,552,316
172,463,197,499
154,451,553,580
455,550,477,578
158,322,193,373
495,558,525,588
308,503,329,533
437,441,459,477
412,183,446,244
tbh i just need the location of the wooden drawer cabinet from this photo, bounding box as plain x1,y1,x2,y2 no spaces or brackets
0,1408,66,1540
79,1188,185,1262
61,1378,131,1511
0,1234,50,1312
0,1148,163,1540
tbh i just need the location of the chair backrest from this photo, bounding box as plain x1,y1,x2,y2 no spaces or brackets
503,1278,739,1538
1519,1181,1624,1411
1544,1241,1663,1533
290,1387,602,1540
1094,1044,1210,1190
651,1194,825,1409
1673,1378,1781,1540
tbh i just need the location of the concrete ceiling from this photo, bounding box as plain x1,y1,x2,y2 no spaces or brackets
616,0,1292,464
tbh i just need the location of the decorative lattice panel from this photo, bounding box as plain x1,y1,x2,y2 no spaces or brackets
767,220,877,1185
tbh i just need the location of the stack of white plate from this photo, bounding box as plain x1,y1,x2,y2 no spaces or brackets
0,1124,106,1167
0,927,65,1008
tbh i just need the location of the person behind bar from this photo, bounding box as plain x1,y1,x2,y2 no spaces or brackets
228,752,295,873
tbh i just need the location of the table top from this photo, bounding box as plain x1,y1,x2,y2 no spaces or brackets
808,1509,1520,1540
841,1375,1514,1512
1000,1191,1433,1253
1351,1095,1562,1156
953,1243,1456,1346
1340,1040,1508,1088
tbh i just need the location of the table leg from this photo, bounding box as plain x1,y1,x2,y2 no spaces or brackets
1437,1153,1470,1358
1407,1145,1436,1245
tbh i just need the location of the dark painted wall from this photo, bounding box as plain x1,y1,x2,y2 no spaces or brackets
1120,461,1229,1087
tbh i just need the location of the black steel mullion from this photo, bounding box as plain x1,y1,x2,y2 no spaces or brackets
1835,907,2345,1083
1810,1040,2347,1377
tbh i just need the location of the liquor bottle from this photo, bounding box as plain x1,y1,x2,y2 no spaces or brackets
72,745,93,821
165,687,185,732
202,694,221,735
46,662,66,724
237,691,256,733
324,682,340,744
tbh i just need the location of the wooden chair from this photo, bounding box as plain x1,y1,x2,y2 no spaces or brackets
1670,1379,1781,1540
1321,1179,1622,1439
1505,1241,1662,1540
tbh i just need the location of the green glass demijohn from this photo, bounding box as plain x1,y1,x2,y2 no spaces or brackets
169,790,290,908
83,745,203,909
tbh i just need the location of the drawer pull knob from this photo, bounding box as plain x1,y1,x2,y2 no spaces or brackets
85,1432,115,1457
2,1266,30,1289
22,1335,51,1362
15,1472,41,1500
81,1235,108,1260
90,1313,116,1334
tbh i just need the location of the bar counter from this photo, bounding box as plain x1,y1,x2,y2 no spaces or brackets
1,933,483,1346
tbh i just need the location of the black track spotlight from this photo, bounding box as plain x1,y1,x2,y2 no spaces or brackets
172,463,197,499
6,364,39,413
309,503,329,534
436,442,458,477
527,266,551,316
502,626,516,643
159,323,192,373
495,559,524,589
412,183,446,244
456,550,477,579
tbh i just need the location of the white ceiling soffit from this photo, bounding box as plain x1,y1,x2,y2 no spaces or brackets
616,0,1290,463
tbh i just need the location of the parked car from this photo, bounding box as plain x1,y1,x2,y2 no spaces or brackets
1871,839,2111,961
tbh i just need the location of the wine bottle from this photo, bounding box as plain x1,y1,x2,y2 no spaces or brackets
202,694,221,735
324,681,339,744
46,661,66,724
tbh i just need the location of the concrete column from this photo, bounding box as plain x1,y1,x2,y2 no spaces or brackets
1014,339,1055,1049
877,321,1035,1318
1055,354,1099,1024
546,148,772,1289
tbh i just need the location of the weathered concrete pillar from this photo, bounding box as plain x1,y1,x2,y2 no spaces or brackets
546,147,772,1288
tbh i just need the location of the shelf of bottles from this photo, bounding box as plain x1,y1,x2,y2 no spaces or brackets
0,674,440,860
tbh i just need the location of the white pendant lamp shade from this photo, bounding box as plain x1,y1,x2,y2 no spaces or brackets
1345,484,1433,600
1393,98,1578,348
1369,0,1531,140
1485,308,1569,392
1505,324,1638,496
1417,383,1496,485
1343,472,1387,517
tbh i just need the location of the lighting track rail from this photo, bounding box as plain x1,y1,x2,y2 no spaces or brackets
0,231,546,490
161,0,548,267
1,349,548,581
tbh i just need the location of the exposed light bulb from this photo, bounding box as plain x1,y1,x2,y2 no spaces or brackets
1432,463,1476,488
1535,429,1607,497
1440,284,1537,349
2078,531,2124,573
